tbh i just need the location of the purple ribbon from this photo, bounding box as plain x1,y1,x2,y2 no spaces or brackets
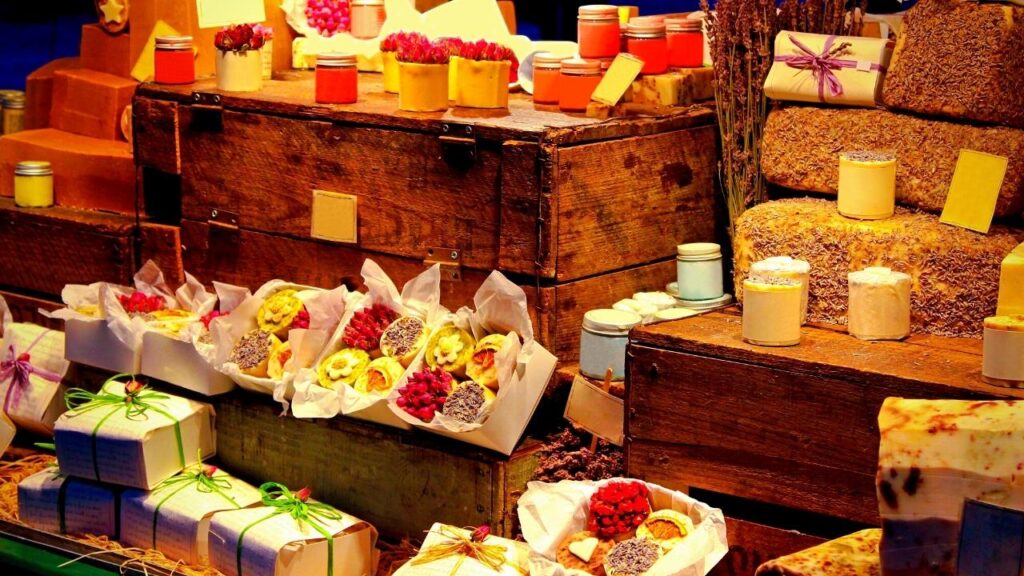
774,34,885,102
0,331,63,414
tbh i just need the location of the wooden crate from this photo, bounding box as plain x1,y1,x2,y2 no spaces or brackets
212,392,543,541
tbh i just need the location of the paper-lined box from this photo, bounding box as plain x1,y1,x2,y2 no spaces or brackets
64,317,140,374
141,331,235,396
18,469,120,538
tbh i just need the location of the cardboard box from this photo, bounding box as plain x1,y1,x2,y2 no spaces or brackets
64,317,140,374
393,523,530,576
140,331,236,396
18,469,120,538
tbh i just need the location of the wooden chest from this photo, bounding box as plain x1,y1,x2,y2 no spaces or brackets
132,73,719,360
626,309,1024,571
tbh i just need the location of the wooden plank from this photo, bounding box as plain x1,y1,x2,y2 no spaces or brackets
711,517,827,576
0,289,62,330
132,96,180,175
137,222,184,288
0,198,134,297
555,126,718,281
498,140,551,277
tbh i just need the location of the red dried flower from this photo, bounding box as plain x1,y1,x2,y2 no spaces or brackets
202,464,218,477
396,368,452,422
118,291,166,315
305,0,351,37
342,304,399,351
201,310,229,329
436,37,465,57
471,525,491,542
215,23,269,52
292,307,311,330
295,486,313,501
124,379,145,396
396,37,452,65
459,40,514,62
381,31,427,53
587,481,651,539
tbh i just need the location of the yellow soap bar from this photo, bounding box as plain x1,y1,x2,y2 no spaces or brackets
592,54,644,106
618,6,639,24
940,149,1008,234
997,243,1024,316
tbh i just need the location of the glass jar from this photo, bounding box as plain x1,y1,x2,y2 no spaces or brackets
626,19,669,75
351,0,386,39
316,53,358,104
579,309,642,381
2,94,25,135
666,18,703,68
578,5,620,59
14,161,54,208
559,58,602,112
532,52,565,105
154,35,195,85
676,242,724,301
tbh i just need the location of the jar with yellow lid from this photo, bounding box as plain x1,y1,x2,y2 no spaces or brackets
14,161,54,208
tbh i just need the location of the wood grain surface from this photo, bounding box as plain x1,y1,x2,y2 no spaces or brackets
711,517,827,576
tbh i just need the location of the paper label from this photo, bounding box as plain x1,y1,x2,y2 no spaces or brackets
958,499,1024,576
940,149,1008,234
592,54,644,106
564,375,624,446
196,0,266,29
311,189,358,244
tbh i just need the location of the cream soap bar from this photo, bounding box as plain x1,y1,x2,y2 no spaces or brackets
847,267,911,341
742,275,803,347
750,256,810,324
838,151,896,220
997,243,1024,317
983,315,1024,387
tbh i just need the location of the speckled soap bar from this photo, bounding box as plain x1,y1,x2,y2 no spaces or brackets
883,0,1024,129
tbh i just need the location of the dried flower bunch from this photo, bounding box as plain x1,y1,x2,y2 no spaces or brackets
436,37,465,57
380,31,427,53
459,40,514,62
117,292,165,315
777,0,868,36
305,0,351,36
588,481,652,539
215,23,271,52
396,36,452,65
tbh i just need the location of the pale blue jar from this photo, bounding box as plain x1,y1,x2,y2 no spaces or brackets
579,308,643,381
676,242,724,301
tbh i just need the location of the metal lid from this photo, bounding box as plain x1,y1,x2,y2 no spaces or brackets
14,161,52,176
626,19,667,38
598,58,613,71
317,52,357,67
351,0,385,5
677,242,721,259
666,17,702,32
561,58,602,76
155,35,193,50
583,308,643,334
2,95,25,108
578,4,619,21
533,52,568,69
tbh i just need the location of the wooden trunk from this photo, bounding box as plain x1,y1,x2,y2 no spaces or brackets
133,73,719,360
626,309,1024,569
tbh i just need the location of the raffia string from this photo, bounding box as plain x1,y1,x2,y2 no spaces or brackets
411,525,523,576
150,459,241,550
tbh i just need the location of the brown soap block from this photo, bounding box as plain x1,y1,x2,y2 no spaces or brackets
627,68,714,107
761,106,1024,217
733,198,1024,338
50,68,137,141
24,57,79,130
0,128,135,214
883,0,1024,129
755,529,880,576
80,24,132,78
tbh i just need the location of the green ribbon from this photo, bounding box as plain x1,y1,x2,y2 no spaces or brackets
150,463,241,550
64,374,186,483
236,482,344,576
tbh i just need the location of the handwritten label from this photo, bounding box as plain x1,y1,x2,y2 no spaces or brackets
564,375,624,446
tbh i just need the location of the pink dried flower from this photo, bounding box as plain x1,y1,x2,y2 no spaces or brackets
295,486,313,501
381,31,427,53
215,23,269,52
396,37,451,65
459,40,513,62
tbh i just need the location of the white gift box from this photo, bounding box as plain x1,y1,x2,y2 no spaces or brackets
120,467,262,565
0,322,70,434
64,316,140,374
392,523,531,576
54,378,216,490
18,468,120,538
141,331,236,396
208,487,378,576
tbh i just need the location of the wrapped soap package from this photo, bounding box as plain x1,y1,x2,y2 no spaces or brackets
208,483,378,576
120,464,262,566
877,398,1024,575
292,259,442,430
51,282,140,374
18,468,120,538
393,523,531,576
54,375,216,490
765,31,891,107
0,296,69,434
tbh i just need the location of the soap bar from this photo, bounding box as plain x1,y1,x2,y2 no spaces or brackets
742,275,803,347
847,267,911,341
997,244,1024,317
983,315,1024,387
838,151,896,220
755,528,880,576
750,256,810,324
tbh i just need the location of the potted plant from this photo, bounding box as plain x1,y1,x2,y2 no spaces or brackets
455,40,514,109
436,37,465,101
214,23,270,92
380,31,425,94
396,37,450,112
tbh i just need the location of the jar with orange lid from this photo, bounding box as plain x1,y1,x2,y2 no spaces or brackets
350,0,386,39
626,19,669,75
578,5,620,59
532,52,566,105
559,58,602,112
316,53,358,104
666,18,703,68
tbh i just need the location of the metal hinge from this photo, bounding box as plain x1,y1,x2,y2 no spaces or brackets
424,247,462,282
207,208,239,232
190,91,224,131
439,123,477,168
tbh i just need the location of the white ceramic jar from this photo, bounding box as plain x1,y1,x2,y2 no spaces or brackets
579,309,643,381
676,242,724,301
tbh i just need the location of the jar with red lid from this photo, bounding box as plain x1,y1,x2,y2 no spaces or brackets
626,19,669,75
666,18,704,68
559,58,602,113
351,0,386,39
154,35,195,85
532,52,566,105
578,5,620,59
316,53,358,104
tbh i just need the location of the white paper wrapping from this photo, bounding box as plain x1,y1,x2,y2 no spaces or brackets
0,319,69,435
518,479,729,576
292,259,442,429
392,523,531,576
387,271,557,455
54,379,216,490
120,468,263,566
208,499,378,576
18,468,120,538
49,282,140,373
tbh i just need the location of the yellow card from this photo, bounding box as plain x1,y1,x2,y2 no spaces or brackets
940,149,1008,234
1014,241,1024,257
311,189,358,244
131,20,193,82
592,54,645,106
618,6,639,24
195,0,266,29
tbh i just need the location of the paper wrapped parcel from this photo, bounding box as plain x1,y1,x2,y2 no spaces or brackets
392,523,531,576
18,468,121,538
120,466,262,566
764,31,891,107
0,321,70,435
54,379,216,490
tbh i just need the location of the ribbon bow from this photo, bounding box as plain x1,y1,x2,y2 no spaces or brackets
64,374,186,482
412,525,522,576
1,330,63,414
774,34,883,102
237,482,345,576
151,460,240,550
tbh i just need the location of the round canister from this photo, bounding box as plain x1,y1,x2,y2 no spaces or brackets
983,316,1024,387
579,309,642,381
676,242,724,301
751,256,811,324
838,151,896,220
847,267,911,341
742,276,802,346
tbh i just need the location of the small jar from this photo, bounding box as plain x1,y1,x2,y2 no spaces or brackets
676,242,724,301
983,315,1024,387
666,18,703,68
743,275,803,347
751,256,811,324
2,94,26,135
14,161,54,208
559,58,602,112
351,0,386,39
626,19,669,75
532,53,565,105
579,309,642,381
316,53,358,104
847,267,911,341
154,35,195,85
578,5,621,59
838,151,896,220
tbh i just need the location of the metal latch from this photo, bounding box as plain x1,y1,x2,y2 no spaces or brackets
424,247,462,281
207,209,239,232
190,91,224,131
439,123,477,168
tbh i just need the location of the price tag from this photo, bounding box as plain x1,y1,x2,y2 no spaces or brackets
940,149,1008,234
958,499,1024,576
311,189,358,244
564,375,624,446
